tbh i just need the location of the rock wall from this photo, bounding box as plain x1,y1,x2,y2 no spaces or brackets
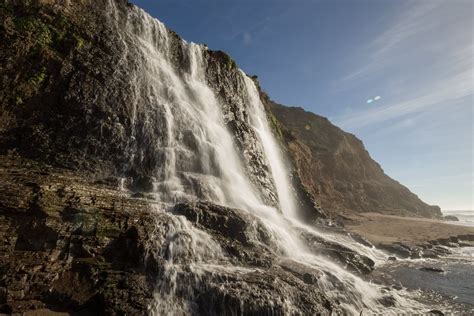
0,0,281,207
2,154,359,314
0,1,367,314
0,155,157,314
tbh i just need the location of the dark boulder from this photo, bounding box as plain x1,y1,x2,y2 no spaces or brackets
419,267,445,273
443,215,459,221
300,231,375,275
172,201,279,267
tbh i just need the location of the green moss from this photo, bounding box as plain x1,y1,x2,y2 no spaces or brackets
14,16,52,48
267,111,284,141
74,34,85,49
97,223,122,238
1,4,86,107
13,67,48,104
227,58,237,70
29,67,47,88
0,3,14,14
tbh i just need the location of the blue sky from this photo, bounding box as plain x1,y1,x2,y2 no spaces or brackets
132,0,473,211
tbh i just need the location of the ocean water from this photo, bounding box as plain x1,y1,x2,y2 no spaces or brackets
373,212,474,312
382,257,474,308
443,210,474,227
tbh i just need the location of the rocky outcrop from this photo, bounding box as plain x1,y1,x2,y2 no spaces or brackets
264,100,442,219
0,154,158,314
443,215,459,221
0,0,279,208
0,2,354,314
173,202,374,274
0,155,352,314
378,235,474,259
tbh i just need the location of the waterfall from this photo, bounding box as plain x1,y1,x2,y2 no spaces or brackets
243,73,298,218
123,9,265,209
106,2,429,314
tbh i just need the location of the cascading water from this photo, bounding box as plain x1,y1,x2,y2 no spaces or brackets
108,2,430,314
243,73,298,219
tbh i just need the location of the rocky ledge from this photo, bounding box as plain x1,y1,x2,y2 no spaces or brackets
1,154,381,314
378,235,474,260
0,154,157,314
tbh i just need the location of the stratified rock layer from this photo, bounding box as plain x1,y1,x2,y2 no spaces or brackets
0,155,157,314
0,155,342,314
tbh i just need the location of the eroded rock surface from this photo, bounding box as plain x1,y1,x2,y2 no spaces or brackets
0,155,348,314
0,155,157,314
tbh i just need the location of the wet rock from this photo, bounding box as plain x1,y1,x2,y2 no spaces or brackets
419,267,445,273
300,231,375,274
391,284,403,291
0,156,340,314
420,250,439,258
443,215,459,221
378,295,396,307
172,202,278,267
196,265,335,315
349,233,373,248
129,176,155,192
458,234,474,242
303,272,317,284
378,243,413,259
388,256,397,261
378,235,473,259
279,258,322,285
0,156,158,314
205,51,280,209
131,192,146,198
428,310,445,315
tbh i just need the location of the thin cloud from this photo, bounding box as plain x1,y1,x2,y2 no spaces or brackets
334,1,473,130
337,1,471,86
336,67,473,130
228,6,292,45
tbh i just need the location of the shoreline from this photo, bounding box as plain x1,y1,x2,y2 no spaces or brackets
343,212,474,248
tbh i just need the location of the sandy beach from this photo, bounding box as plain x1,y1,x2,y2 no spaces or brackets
343,212,474,246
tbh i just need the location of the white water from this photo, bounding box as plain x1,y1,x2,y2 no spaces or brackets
443,210,474,227
243,73,298,218
108,2,433,314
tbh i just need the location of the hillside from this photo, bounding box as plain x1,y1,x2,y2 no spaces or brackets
266,100,442,218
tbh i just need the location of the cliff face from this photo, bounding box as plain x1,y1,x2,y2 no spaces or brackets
0,0,282,209
266,101,442,218
0,0,446,314
0,1,372,314
2,154,355,314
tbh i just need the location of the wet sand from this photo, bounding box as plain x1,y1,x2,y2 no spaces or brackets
343,212,474,246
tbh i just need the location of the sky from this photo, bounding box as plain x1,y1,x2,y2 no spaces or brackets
131,0,473,211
